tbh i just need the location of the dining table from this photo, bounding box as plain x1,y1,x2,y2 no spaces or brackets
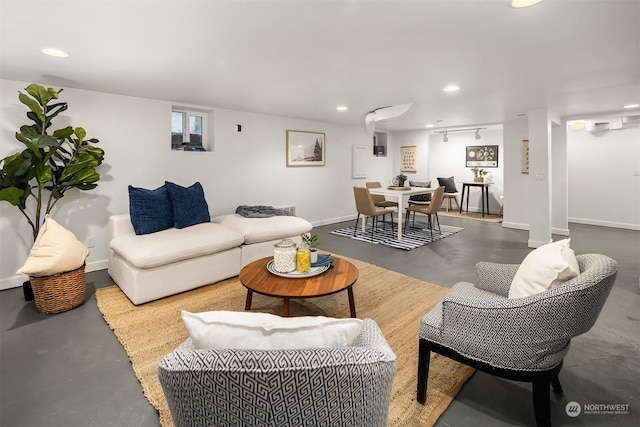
368,186,437,241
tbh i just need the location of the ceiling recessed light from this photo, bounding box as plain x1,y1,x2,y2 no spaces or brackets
443,85,460,93
336,105,348,111
623,103,640,109
569,121,585,130
425,124,434,128
510,0,545,8
41,48,69,58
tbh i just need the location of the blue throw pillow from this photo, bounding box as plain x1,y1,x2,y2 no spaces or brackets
165,181,211,229
128,185,174,235
437,176,458,194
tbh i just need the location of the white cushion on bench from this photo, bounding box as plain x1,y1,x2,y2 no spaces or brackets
110,222,244,269
212,214,312,245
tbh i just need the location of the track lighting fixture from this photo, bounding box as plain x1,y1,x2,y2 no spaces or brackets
435,127,487,141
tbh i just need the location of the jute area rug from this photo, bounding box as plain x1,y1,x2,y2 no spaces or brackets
95,255,475,427
438,209,503,223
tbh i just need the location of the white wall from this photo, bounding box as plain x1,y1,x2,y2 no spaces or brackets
502,117,532,230
567,122,640,230
0,79,386,288
392,128,504,215
503,115,640,232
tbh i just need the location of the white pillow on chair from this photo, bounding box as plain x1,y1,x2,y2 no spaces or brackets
509,239,580,298
181,310,363,350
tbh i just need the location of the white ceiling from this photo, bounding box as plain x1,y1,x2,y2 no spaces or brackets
1,0,638,132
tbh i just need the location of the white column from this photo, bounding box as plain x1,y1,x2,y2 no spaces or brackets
552,121,569,236
527,109,553,248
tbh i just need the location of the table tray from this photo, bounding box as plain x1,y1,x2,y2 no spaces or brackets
266,260,330,278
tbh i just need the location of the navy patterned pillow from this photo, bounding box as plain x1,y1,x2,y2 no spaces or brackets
437,176,458,194
128,185,174,235
165,181,210,229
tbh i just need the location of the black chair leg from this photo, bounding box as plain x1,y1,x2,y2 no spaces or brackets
371,216,375,241
551,375,563,394
390,212,395,235
417,339,431,404
532,377,552,427
353,214,360,236
435,213,441,233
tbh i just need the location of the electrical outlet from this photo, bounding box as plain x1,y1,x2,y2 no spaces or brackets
633,169,640,177
86,235,95,248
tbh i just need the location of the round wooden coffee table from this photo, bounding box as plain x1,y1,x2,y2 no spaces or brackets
239,256,359,317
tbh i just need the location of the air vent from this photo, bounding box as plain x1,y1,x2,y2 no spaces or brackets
278,205,296,215
585,115,640,133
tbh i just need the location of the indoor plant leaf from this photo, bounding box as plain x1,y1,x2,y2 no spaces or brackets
1,83,104,240
0,187,25,206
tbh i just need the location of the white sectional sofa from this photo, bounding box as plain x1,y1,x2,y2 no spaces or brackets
108,213,312,305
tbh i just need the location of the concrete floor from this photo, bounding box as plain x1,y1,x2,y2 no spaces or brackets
1,216,638,426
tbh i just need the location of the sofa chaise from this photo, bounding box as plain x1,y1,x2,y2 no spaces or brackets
108,213,312,305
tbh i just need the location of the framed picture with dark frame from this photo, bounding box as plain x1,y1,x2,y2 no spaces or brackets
466,145,498,167
286,130,325,167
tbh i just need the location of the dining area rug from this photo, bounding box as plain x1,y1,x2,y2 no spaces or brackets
330,221,464,250
96,255,475,427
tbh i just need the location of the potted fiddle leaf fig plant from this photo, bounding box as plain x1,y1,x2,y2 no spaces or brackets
0,83,105,300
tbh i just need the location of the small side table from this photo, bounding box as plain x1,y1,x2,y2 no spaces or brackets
459,182,491,217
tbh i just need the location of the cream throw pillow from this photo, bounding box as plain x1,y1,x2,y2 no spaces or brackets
181,310,363,350
17,215,90,277
509,238,580,298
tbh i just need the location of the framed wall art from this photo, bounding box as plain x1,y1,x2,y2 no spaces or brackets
400,145,417,172
521,139,529,174
466,145,498,167
286,130,325,167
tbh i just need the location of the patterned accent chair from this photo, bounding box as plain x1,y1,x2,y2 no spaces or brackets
417,254,617,427
159,318,396,427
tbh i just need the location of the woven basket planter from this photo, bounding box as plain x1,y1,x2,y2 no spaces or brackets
29,264,86,314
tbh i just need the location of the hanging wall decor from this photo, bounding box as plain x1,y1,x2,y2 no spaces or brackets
521,140,529,174
286,130,325,167
400,145,417,172
466,145,498,167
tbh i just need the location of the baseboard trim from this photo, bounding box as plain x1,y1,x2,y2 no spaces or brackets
568,217,639,231
501,221,529,231
0,259,110,291
311,215,356,227
552,228,570,236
